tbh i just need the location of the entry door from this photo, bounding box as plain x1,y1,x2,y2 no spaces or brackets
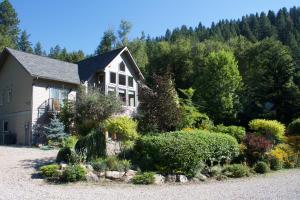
24,122,30,146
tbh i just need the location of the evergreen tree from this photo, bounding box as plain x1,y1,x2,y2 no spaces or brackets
95,28,116,55
44,115,67,141
0,0,19,50
49,45,61,59
17,30,33,53
33,41,44,55
118,20,132,46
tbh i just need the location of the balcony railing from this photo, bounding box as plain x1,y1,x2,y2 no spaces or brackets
38,98,62,118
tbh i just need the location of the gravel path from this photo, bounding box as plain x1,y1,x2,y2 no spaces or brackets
0,146,300,200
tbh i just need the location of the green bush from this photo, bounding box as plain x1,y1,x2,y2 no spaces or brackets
56,147,79,164
133,130,239,177
62,164,86,182
254,161,270,174
62,136,78,148
132,172,155,185
40,164,61,179
223,164,250,178
91,157,131,172
212,125,246,142
268,156,283,171
288,118,300,136
249,119,285,143
91,158,107,172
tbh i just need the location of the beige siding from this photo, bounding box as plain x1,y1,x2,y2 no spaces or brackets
0,55,33,144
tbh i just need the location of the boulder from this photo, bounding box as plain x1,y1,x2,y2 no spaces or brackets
123,170,137,183
154,174,165,184
105,171,124,180
86,171,99,182
176,175,188,183
166,175,177,183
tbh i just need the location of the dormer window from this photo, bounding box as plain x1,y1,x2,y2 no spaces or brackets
119,61,125,72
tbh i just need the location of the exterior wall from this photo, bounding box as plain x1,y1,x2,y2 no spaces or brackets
32,79,78,125
0,55,33,145
103,53,139,116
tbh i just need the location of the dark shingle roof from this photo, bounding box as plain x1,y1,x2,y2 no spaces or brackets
5,48,80,84
77,47,125,81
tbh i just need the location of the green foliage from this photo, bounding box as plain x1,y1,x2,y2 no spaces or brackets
249,119,286,143
132,172,155,185
133,130,239,177
59,100,74,133
254,161,270,174
56,147,79,164
211,125,246,142
62,135,78,149
95,28,116,55
75,129,106,161
194,50,242,124
40,164,60,179
17,30,32,53
268,156,283,171
104,116,139,141
44,115,67,142
91,156,131,172
138,73,182,133
288,118,300,136
62,164,86,182
74,87,122,136
223,164,250,178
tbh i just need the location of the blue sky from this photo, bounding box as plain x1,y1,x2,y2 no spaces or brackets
10,0,300,54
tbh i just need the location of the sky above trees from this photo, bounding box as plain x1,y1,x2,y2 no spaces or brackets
9,0,300,54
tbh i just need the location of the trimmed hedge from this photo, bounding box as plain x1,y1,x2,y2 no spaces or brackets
211,125,246,142
249,119,285,143
133,130,239,177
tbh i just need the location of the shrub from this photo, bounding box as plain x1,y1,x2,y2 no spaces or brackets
254,161,270,174
212,125,246,142
249,119,285,143
268,156,283,170
91,158,107,172
243,133,273,164
56,147,79,164
223,164,250,178
62,164,86,182
133,130,239,177
132,172,155,185
105,156,125,171
44,116,68,142
62,136,78,149
40,164,60,179
91,157,131,172
288,118,300,135
268,144,298,168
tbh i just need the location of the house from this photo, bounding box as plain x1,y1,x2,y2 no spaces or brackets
0,47,144,145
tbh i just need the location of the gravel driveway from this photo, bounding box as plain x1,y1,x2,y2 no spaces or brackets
0,146,300,200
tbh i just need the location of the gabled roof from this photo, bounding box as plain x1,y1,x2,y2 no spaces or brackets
77,47,144,81
0,48,80,85
77,47,125,81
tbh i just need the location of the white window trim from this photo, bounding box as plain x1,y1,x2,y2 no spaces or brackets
119,61,126,72
110,72,117,84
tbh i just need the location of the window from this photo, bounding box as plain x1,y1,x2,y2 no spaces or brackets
7,89,12,103
119,74,126,86
118,89,126,105
0,90,3,106
3,121,8,132
128,91,135,107
119,61,125,72
108,86,116,96
110,72,116,84
128,76,134,87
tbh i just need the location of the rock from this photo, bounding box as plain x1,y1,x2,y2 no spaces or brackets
195,173,207,181
125,170,137,176
60,163,67,170
123,170,137,183
85,164,94,172
176,175,188,183
85,171,99,182
154,174,165,184
105,171,124,180
166,175,177,182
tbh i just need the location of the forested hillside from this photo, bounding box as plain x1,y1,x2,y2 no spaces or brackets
0,0,300,125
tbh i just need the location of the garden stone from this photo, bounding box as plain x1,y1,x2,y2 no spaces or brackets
123,170,137,182
154,174,165,184
85,164,94,172
176,175,188,183
105,171,124,180
195,173,207,181
125,170,137,176
166,175,177,182
60,163,67,170
86,171,99,182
